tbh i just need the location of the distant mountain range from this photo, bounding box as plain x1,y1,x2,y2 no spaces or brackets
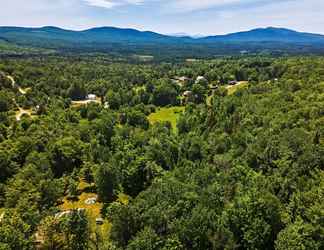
1,26,324,56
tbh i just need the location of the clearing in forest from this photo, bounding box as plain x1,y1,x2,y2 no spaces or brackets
226,81,249,95
148,106,185,132
59,180,129,234
59,180,110,233
71,98,101,107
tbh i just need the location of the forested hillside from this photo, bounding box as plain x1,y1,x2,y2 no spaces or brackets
2,26,324,57
0,56,323,249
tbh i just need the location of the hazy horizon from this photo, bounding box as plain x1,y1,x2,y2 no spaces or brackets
2,0,324,36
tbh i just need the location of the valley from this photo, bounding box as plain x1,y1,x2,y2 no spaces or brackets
0,55,323,249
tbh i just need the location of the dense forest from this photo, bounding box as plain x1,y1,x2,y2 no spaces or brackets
0,55,323,250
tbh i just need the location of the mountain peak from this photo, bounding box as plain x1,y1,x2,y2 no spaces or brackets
40,26,67,32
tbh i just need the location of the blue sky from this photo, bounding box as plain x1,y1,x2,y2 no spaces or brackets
2,0,324,35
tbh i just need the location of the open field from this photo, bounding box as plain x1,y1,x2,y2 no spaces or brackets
71,98,101,108
59,180,109,232
226,81,249,95
148,106,185,132
59,180,129,234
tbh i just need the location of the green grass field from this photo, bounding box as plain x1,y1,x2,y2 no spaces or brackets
226,81,249,95
148,106,185,132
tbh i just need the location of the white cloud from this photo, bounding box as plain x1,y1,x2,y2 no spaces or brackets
83,0,145,9
169,0,244,12
165,0,291,13
83,0,252,11
81,0,290,14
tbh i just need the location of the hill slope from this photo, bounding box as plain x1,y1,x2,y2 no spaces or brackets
201,27,324,43
1,26,324,55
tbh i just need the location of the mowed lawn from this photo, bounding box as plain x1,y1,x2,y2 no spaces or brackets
148,106,185,132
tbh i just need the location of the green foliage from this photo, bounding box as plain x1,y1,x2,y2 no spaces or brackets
0,211,33,250
40,210,90,250
95,163,117,202
105,90,121,110
0,91,13,112
50,137,85,176
152,80,178,106
0,56,323,250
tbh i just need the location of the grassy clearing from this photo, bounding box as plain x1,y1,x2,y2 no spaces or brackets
57,180,131,243
148,106,185,132
59,180,109,232
117,193,130,205
226,81,249,95
71,98,101,108
133,86,146,93
207,95,213,106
